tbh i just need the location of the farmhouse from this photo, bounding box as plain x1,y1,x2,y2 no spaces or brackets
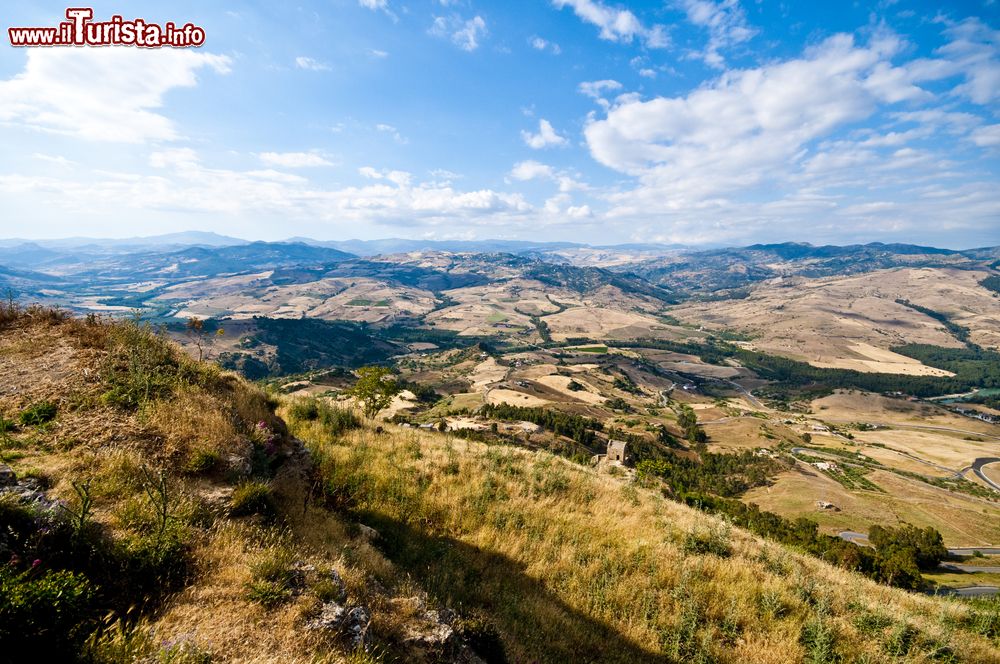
812,461,839,472
607,439,629,464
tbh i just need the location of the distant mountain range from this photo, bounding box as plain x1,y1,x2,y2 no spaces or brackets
0,234,996,308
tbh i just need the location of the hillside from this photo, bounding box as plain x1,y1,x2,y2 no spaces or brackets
1,307,999,662
671,267,1000,369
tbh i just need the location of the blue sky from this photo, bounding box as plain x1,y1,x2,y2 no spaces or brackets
0,1,997,247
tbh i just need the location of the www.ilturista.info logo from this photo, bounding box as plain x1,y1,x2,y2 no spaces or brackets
8,8,206,48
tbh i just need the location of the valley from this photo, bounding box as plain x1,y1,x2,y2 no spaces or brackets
3,236,1000,661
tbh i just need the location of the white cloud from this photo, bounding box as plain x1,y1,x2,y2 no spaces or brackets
552,0,668,48
430,15,488,52
639,68,657,79
376,123,408,144
259,152,333,168
359,0,397,20
935,18,1000,105
530,36,562,54
295,56,331,71
0,47,230,143
509,160,586,192
567,26,1000,245
578,79,623,107
1,149,533,229
521,119,568,149
971,124,1000,147
509,160,555,181
31,154,74,167
679,0,757,68
368,49,389,58
585,35,910,178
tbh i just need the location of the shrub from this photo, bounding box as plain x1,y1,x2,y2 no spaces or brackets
116,532,191,604
287,398,320,422
184,449,221,475
456,613,507,664
229,481,275,518
883,622,917,657
0,566,96,658
245,547,297,608
800,615,839,664
19,401,57,426
319,402,361,436
682,523,731,558
244,579,292,608
99,319,181,410
853,610,893,635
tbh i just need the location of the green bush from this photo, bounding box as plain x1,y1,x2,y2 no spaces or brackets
184,449,221,475
229,481,274,517
800,615,839,664
244,547,297,608
318,402,361,436
99,319,181,410
244,579,291,608
19,401,57,425
0,566,96,658
287,398,320,421
682,523,731,558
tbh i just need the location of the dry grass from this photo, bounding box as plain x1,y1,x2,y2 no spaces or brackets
4,309,999,663
306,425,1000,663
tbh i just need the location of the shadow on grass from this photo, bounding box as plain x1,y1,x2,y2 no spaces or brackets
360,511,672,663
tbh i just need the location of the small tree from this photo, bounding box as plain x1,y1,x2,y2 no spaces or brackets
348,366,401,419
186,317,224,362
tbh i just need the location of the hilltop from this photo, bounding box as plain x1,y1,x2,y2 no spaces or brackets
1,306,998,662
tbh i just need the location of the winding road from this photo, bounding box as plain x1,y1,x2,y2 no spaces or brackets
970,457,1000,492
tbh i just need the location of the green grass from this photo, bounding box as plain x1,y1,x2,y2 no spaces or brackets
346,298,390,307
574,345,609,354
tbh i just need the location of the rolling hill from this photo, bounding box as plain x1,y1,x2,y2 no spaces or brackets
1,306,998,662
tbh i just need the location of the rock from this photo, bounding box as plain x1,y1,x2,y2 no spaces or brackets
306,601,346,631
344,606,371,650
357,524,380,541
305,601,371,651
0,465,16,487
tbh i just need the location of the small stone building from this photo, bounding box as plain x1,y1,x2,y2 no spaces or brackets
607,439,629,464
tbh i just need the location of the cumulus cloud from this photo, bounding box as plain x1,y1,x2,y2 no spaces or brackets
552,0,667,48
259,152,334,168
0,47,231,143
359,0,397,20
971,124,1000,147
678,0,757,68
521,119,569,149
580,29,1000,243
295,56,331,71
1,149,533,229
530,36,562,54
585,34,912,183
430,15,488,51
509,160,586,192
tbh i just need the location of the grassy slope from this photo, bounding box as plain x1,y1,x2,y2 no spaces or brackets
293,416,1000,663
0,308,997,663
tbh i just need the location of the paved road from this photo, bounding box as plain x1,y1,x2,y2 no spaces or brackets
971,457,1000,492
710,377,765,409
949,547,1000,555
839,531,870,546
931,586,1000,597
939,563,1000,573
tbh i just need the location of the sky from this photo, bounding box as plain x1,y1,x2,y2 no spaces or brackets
0,1,998,248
